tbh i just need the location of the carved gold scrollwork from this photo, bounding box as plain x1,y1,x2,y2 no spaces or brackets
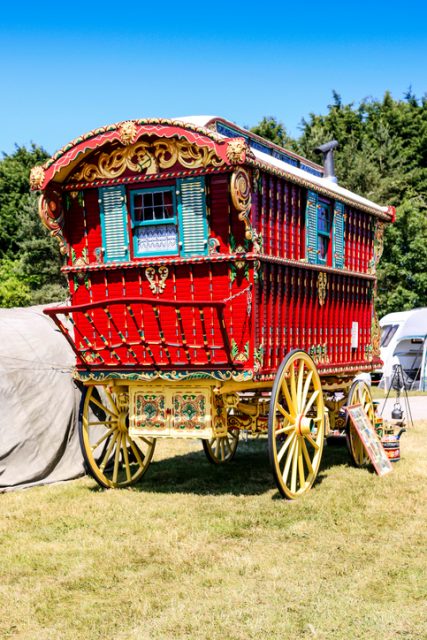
38,189,68,255
145,266,169,294
368,220,385,275
371,308,381,358
317,272,327,306
70,138,224,183
30,166,46,190
230,168,257,242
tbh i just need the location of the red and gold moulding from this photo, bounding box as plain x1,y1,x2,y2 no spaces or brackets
38,189,68,255
30,120,251,191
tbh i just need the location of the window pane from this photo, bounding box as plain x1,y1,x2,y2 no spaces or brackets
135,223,178,254
318,235,329,261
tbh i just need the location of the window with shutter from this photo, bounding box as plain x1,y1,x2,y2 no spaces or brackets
99,185,129,263
333,201,345,268
177,177,208,257
305,191,318,264
130,186,178,257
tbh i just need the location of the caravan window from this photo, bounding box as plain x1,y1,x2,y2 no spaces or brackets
381,324,399,348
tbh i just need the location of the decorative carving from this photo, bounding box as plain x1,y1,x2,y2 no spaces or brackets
368,221,385,275
71,138,224,182
118,121,138,146
38,189,68,255
145,266,169,294
317,272,328,306
208,237,220,254
371,309,381,358
226,138,249,164
309,344,329,365
30,166,45,190
231,339,250,363
253,344,264,373
230,168,256,241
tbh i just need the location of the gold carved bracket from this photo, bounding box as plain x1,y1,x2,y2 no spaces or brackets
145,266,169,294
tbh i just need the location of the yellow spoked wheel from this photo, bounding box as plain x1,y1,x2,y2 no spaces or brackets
202,429,239,464
79,384,156,488
346,380,374,467
268,350,325,499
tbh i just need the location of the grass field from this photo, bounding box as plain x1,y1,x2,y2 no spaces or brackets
1,422,426,640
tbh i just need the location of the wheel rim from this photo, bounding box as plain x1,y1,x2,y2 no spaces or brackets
202,428,239,464
346,381,374,467
268,350,325,499
79,384,155,488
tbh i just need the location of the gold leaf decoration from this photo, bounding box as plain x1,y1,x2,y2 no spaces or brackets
317,272,328,306
226,138,248,164
38,189,68,255
70,138,224,183
30,166,46,190
118,121,138,146
230,168,255,241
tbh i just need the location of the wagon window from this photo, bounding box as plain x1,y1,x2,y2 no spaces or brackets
317,201,331,264
130,187,179,257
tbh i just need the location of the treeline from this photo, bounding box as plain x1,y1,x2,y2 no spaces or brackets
0,91,426,316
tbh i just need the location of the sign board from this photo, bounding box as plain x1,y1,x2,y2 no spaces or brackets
346,404,393,476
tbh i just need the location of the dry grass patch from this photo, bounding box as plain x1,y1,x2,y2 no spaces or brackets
1,423,426,639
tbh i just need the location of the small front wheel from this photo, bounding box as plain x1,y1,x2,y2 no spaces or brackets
202,429,239,464
79,384,156,488
268,350,325,499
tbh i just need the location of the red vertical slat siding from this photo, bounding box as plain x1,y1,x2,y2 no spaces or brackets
209,175,230,253
277,179,283,258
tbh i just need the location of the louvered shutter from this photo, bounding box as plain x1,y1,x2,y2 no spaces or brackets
99,186,129,263
305,190,318,264
177,177,208,257
333,201,345,268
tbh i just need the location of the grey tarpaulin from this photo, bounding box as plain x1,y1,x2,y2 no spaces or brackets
0,304,85,491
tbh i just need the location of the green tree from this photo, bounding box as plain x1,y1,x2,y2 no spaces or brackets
0,145,68,307
250,116,296,150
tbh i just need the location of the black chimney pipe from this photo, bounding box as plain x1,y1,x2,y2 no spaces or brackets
315,140,339,183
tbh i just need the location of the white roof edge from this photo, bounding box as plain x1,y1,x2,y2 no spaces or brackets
175,116,388,214
253,148,388,214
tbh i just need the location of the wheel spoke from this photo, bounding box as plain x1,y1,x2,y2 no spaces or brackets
301,371,313,413
275,424,295,436
122,435,132,482
281,378,295,416
282,434,298,485
90,426,116,452
290,364,297,409
301,438,313,474
112,433,122,484
277,431,296,463
298,438,305,488
87,420,118,426
89,396,118,419
105,388,119,414
305,433,320,450
297,361,305,412
100,431,118,471
128,437,145,468
277,402,292,423
291,438,299,493
303,389,320,416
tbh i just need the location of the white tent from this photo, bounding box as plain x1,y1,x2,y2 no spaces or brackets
0,305,84,491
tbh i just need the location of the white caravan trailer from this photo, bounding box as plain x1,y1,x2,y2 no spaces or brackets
378,308,427,391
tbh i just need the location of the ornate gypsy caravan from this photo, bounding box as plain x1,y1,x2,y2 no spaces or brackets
31,116,394,498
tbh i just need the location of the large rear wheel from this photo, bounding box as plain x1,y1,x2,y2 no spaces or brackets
346,380,374,467
79,384,155,488
268,350,325,499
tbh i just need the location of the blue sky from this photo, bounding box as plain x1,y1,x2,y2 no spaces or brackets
0,0,426,156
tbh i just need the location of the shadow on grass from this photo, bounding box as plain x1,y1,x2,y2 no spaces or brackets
89,436,354,497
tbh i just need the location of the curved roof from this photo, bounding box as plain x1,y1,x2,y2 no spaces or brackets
30,116,394,221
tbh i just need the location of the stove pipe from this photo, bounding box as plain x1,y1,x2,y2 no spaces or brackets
315,140,339,183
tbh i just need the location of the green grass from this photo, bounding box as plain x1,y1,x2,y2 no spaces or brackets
1,423,427,640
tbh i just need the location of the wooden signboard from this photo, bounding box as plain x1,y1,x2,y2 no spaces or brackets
346,404,393,476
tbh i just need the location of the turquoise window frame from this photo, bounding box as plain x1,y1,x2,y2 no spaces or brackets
130,186,179,258
316,199,332,265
